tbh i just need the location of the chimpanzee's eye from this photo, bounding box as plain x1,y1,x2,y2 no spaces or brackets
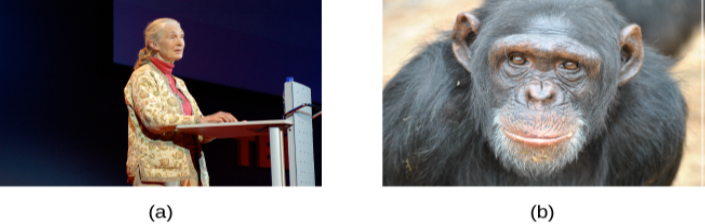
509,53,527,65
562,60,579,70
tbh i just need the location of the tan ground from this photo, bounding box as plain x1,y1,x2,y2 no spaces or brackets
382,0,703,186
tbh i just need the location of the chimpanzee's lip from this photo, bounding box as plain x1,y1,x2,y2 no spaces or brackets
502,129,572,147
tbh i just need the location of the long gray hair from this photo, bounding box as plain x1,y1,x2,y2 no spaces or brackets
133,18,180,70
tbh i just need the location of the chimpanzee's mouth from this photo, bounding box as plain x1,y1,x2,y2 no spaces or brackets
501,129,573,147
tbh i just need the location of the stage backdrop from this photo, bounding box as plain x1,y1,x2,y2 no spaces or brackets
113,0,322,103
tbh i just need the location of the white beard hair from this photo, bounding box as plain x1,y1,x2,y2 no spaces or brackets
490,109,587,178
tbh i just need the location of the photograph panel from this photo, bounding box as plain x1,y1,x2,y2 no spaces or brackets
382,0,702,186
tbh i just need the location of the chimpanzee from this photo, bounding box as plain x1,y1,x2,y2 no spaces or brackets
382,0,687,185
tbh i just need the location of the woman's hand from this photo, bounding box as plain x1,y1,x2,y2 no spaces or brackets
201,111,238,123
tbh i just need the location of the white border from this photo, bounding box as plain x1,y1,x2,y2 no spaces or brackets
0,187,703,223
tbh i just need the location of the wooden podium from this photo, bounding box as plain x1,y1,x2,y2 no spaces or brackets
176,80,317,187
176,120,292,186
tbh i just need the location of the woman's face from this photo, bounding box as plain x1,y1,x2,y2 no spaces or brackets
151,22,184,63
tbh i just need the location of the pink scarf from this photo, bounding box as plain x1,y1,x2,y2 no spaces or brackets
150,57,192,116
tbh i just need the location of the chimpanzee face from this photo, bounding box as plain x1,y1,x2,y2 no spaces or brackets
451,12,644,177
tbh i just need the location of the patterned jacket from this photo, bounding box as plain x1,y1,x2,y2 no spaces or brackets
124,62,214,186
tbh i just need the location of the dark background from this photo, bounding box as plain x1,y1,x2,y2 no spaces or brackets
114,0,322,103
0,0,322,186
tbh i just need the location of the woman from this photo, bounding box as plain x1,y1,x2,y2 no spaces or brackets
124,18,237,186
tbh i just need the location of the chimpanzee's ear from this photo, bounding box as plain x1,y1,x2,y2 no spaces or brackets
618,24,644,86
452,12,481,72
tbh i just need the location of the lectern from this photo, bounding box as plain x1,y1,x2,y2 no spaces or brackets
176,81,317,186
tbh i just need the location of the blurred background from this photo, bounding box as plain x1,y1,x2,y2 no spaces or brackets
383,0,702,186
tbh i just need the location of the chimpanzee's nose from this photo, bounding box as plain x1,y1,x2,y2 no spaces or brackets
519,81,563,107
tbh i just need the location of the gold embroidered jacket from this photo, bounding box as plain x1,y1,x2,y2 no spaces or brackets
124,62,214,186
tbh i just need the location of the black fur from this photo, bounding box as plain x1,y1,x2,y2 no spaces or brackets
382,0,687,186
